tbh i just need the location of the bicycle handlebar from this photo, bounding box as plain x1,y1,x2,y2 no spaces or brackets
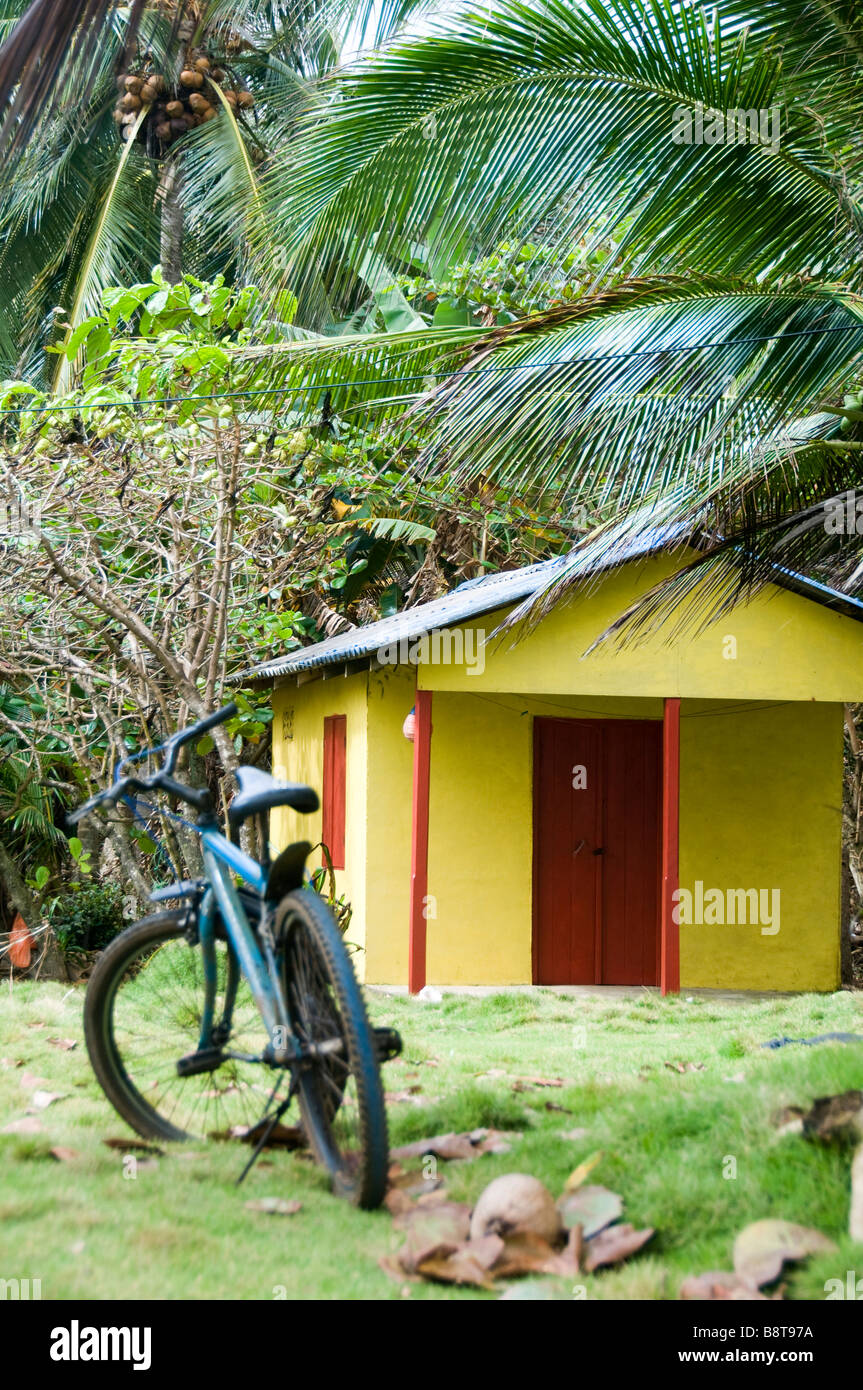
66,702,239,827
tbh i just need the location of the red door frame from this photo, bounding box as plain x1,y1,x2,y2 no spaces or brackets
408,688,433,994
660,697,681,995
528,711,675,995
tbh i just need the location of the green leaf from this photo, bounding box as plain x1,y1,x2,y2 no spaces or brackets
355,244,428,334
64,317,103,361
366,516,436,543
432,302,473,328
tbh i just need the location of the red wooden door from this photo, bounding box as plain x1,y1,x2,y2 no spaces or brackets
533,717,661,986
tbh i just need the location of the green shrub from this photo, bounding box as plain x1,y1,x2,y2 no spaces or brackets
50,884,125,955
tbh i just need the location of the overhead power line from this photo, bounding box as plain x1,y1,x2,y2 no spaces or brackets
0,317,861,417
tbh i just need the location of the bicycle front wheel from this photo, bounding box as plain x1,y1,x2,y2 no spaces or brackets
277,888,388,1209
84,910,269,1142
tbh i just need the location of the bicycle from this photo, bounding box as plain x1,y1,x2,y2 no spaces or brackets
67,702,400,1209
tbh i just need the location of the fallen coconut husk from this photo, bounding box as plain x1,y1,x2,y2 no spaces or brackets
470,1173,562,1244
385,1163,654,1290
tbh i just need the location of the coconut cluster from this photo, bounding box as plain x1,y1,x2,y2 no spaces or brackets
113,53,255,154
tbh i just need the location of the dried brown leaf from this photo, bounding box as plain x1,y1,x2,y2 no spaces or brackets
384,1188,415,1216
680,1271,771,1301
103,1137,163,1155
30,1089,64,1110
584,1222,654,1271
390,1128,517,1164
19,1071,50,1090
492,1230,571,1278
802,1090,863,1142
1,1115,43,1134
733,1219,837,1287
417,1236,503,1288
394,1203,472,1272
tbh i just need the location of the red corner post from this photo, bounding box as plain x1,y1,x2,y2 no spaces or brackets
661,696,681,996
408,689,433,994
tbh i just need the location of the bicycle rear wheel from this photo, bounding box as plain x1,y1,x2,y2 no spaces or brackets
277,888,388,1209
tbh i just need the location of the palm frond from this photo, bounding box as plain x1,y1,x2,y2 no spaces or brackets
579,486,863,652
52,109,160,391
0,0,149,154
267,0,863,307
410,278,863,507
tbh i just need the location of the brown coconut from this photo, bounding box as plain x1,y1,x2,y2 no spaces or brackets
180,68,203,89
155,121,172,141
194,56,210,73
237,91,254,109
188,92,209,112
165,100,184,117
469,1174,563,1244
124,74,143,93
201,107,217,121
120,92,141,112
170,117,190,136
140,82,158,104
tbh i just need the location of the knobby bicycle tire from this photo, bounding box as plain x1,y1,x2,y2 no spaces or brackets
277,888,389,1209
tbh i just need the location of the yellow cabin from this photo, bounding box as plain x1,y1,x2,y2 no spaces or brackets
237,542,863,994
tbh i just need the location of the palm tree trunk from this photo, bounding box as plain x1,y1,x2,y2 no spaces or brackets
158,156,183,284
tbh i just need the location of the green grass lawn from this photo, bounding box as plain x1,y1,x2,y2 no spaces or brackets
1,979,862,1300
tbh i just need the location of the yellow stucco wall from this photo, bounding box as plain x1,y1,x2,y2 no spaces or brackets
678,700,843,990
420,557,863,702
364,666,415,983
270,672,369,969
267,556,855,991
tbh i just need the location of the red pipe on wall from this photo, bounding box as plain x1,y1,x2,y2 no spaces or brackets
661,696,681,995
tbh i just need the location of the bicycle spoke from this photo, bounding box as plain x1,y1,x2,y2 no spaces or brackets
106,934,266,1138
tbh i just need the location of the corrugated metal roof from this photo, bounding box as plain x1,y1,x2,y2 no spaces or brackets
232,522,863,686
231,526,682,684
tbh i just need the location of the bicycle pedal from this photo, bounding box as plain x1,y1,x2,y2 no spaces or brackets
374,1027,403,1063
176,1046,226,1077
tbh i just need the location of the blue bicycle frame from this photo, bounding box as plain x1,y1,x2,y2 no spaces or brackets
195,829,298,1065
